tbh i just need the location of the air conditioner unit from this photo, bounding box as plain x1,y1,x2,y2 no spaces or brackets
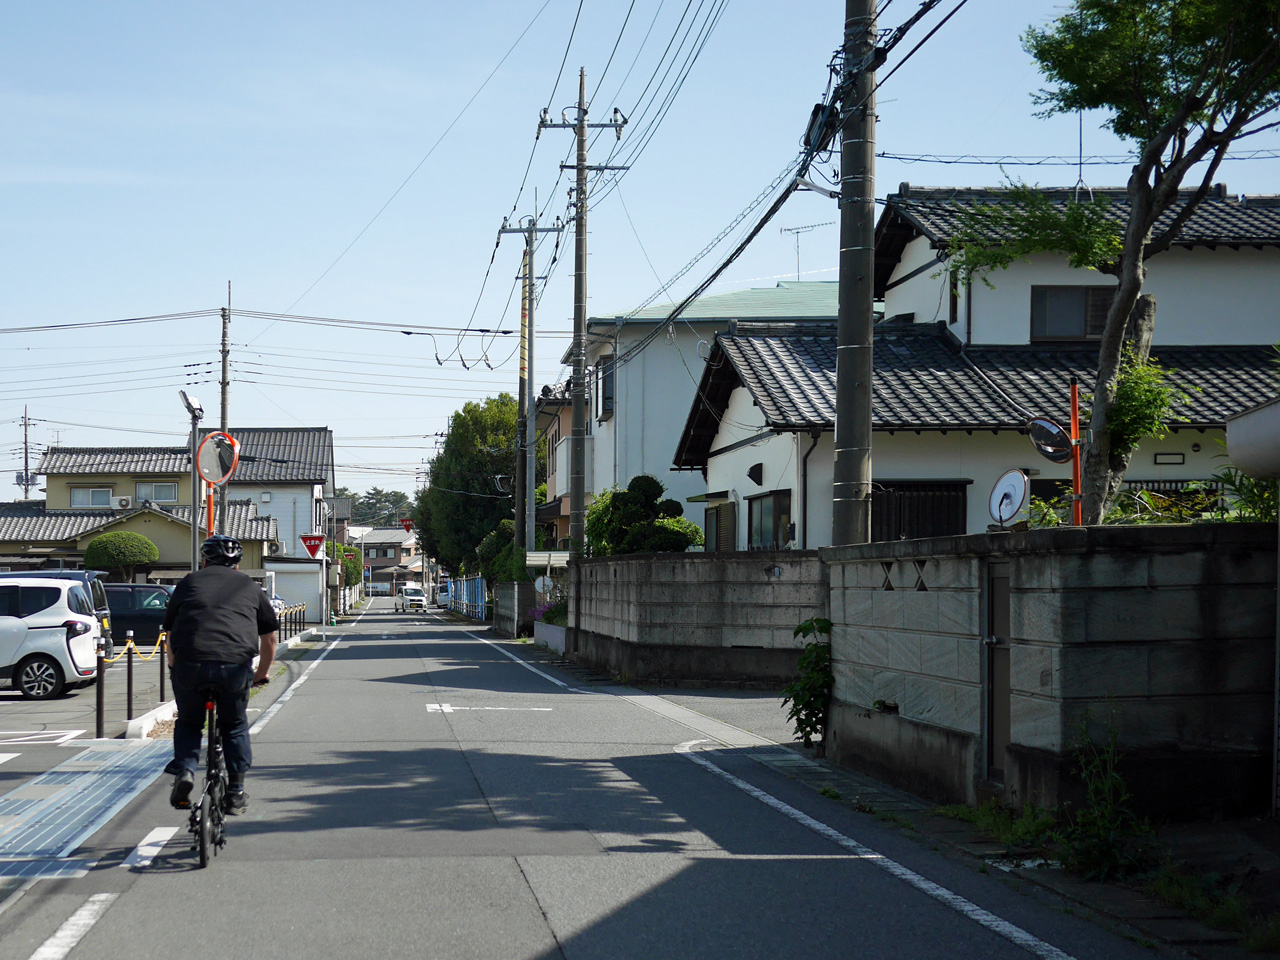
267,542,284,556
114,497,132,510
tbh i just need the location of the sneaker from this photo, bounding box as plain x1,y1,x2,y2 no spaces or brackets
170,770,195,809
224,786,248,816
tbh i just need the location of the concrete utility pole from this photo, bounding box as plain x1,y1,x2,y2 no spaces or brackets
20,406,31,499
831,0,877,546
499,214,562,549
538,68,627,554
218,295,231,536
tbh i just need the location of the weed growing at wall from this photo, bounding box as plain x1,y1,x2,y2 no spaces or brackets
781,617,833,751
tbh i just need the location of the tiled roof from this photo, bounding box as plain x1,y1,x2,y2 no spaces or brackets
673,322,1279,467
36,447,189,476
356,527,416,546
0,502,116,542
601,281,839,324
166,501,279,542
966,343,1279,428
197,427,334,484
883,185,1280,248
0,500,277,544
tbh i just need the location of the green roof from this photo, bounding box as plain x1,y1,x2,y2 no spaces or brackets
596,281,838,324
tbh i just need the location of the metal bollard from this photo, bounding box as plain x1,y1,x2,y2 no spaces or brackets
95,640,105,739
125,630,134,721
159,635,166,702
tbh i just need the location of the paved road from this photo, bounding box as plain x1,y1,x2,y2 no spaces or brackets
0,598,1183,960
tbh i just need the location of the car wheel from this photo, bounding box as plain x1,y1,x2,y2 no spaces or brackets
17,656,65,700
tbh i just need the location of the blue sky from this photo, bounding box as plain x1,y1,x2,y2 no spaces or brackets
5,0,1279,497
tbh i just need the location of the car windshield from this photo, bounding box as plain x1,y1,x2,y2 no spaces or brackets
403,587,424,596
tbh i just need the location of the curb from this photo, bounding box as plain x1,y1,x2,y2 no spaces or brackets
125,628,321,739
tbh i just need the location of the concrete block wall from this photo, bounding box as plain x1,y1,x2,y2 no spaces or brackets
822,523,1278,818
493,582,536,639
568,551,828,682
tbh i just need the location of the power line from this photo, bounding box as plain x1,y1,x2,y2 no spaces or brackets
879,148,1280,165
0,310,219,336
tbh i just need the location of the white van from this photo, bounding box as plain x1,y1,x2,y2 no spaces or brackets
395,585,428,612
0,578,100,699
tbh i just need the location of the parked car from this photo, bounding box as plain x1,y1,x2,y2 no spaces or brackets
104,583,173,645
395,585,428,612
0,570,114,658
435,581,451,608
0,577,100,698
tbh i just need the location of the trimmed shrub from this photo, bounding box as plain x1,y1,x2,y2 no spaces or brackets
83,532,159,581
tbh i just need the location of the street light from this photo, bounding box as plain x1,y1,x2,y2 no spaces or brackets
179,391,204,573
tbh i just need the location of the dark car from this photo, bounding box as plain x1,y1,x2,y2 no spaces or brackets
0,570,114,658
103,584,173,644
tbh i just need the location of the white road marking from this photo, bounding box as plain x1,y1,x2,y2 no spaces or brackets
249,638,340,735
0,753,18,765
674,741,1076,960
0,732,85,746
467,633,583,692
425,704,552,713
120,826,179,870
28,892,117,960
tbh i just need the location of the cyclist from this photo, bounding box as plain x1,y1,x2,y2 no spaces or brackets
163,534,278,815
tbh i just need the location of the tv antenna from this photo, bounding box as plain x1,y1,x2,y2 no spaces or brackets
779,221,835,281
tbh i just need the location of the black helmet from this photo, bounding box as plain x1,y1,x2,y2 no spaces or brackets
200,534,243,567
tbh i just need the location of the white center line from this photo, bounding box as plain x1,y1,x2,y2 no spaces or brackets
28,892,117,960
120,827,179,870
674,741,1076,960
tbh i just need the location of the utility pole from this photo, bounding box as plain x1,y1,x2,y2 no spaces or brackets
20,406,31,499
831,0,877,546
501,212,563,549
218,289,231,536
538,68,627,554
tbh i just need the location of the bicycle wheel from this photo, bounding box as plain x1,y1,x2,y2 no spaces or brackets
197,794,212,868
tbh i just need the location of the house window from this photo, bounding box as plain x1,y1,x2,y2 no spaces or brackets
70,487,112,508
870,481,969,542
1030,286,1113,340
747,490,792,550
703,502,738,553
136,481,178,503
596,357,615,422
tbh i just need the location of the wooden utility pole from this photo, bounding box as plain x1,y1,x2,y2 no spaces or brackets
831,0,877,546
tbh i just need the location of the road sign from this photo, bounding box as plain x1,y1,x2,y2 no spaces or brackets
400,518,413,533
299,534,327,559
196,432,240,485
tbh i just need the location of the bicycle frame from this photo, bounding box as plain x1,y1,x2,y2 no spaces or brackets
188,693,229,866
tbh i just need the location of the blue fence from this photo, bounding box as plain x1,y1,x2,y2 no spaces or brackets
448,575,489,620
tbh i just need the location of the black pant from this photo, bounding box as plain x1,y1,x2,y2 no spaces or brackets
168,660,253,776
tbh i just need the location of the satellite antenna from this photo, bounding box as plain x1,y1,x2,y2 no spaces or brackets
989,469,1029,528
1027,417,1074,464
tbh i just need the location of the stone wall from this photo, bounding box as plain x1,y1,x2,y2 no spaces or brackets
822,524,1277,819
568,551,828,683
493,582,535,638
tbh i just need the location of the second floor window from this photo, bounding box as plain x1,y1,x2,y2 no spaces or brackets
136,481,178,502
70,487,111,508
596,357,615,421
1030,285,1114,340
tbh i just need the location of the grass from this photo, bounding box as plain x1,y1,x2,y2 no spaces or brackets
818,785,841,800
933,800,1056,850
1144,864,1249,933
1242,914,1280,953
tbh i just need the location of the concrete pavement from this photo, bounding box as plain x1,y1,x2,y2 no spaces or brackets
0,598,1196,959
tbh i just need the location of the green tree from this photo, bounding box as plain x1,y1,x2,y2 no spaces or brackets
351,487,412,526
948,0,1280,522
83,531,160,581
325,540,363,588
420,395,521,573
584,474,703,556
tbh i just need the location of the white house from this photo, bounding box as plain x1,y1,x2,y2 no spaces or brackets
539,282,838,544
199,426,336,557
673,185,1280,548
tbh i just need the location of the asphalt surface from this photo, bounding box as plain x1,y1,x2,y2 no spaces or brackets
0,598,1193,960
